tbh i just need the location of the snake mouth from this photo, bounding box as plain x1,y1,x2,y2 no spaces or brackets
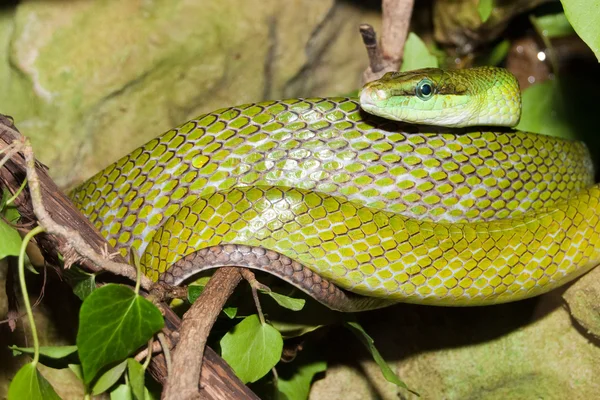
360,88,407,125
359,87,389,118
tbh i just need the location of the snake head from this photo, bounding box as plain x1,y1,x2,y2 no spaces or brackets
360,66,521,128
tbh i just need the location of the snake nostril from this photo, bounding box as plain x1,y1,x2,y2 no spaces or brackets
374,89,388,101
361,83,389,104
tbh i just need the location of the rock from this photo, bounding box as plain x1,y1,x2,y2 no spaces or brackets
310,290,600,399
0,0,380,187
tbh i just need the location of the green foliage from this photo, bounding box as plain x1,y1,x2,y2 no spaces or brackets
221,314,283,383
0,190,21,247
534,12,575,38
187,284,204,303
68,364,83,381
345,322,417,395
0,191,22,258
222,306,238,319
561,0,600,60
76,284,164,384
260,289,305,311
400,33,439,72
188,284,237,318
515,80,573,139
270,320,324,339
0,218,21,259
127,358,146,400
92,359,128,395
110,384,133,400
7,363,61,400
477,40,510,66
63,267,96,300
10,345,78,369
478,0,494,23
277,355,327,400
10,345,78,359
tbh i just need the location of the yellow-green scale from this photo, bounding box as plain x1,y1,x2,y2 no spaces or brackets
70,97,598,306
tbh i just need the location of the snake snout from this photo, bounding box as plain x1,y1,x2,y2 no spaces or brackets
360,83,390,106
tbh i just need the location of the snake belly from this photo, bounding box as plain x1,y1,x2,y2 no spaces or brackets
70,97,599,310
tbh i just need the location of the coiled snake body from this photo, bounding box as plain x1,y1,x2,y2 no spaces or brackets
71,67,599,311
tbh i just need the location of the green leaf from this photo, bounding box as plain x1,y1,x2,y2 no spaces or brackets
220,315,283,383
534,12,575,38
187,285,204,303
277,359,327,400
515,80,574,139
7,362,62,400
267,298,340,339
68,364,83,382
223,307,238,319
92,359,128,395
4,206,21,224
77,284,164,384
477,0,493,23
127,358,145,400
478,40,510,66
189,285,237,318
10,345,78,359
110,384,133,400
344,322,417,395
400,33,438,72
63,267,96,300
561,0,600,60
261,290,305,311
0,218,22,259
270,321,324,339
144,386,158,400
10,345,79,369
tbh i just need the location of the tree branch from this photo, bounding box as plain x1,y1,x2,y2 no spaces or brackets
163,267,245,400
361,0,415,84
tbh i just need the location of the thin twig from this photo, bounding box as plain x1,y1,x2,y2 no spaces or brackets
135,339,163,363
21,141,154,291
163,267,243,400
143,338,155,369
240,269,267,325
157,332,172,376
380,0,414,65
0,142,22,171
360,24,383,73
361,0,415,84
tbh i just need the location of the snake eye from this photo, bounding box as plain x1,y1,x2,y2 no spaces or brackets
416,79,434,101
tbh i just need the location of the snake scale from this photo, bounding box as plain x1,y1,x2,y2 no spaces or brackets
71,67,600,311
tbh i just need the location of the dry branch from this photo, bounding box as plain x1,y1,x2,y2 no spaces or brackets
163,267,244,400
361,0,415,84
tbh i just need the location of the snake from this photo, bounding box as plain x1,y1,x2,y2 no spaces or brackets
70,66,599,312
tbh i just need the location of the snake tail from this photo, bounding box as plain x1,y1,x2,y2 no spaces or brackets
160,244,395,312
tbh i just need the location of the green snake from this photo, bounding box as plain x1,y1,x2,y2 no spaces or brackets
71,66,599,311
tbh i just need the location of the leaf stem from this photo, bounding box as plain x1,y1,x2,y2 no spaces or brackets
157,332,171,375
18,225,45,366
5,178,27,206
240,270,266,325
143,338,153,370
134,255,141,295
